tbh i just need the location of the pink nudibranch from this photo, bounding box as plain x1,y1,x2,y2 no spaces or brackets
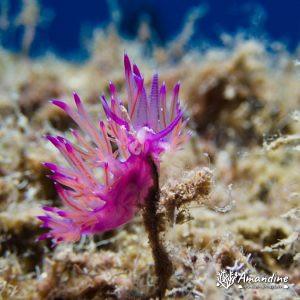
38,54,190,245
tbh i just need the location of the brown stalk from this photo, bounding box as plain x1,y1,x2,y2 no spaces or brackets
142,157,173,299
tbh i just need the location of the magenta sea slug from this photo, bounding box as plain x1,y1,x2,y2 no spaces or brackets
38,54,189,245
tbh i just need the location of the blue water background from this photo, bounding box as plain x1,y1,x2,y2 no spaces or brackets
2,0,299,58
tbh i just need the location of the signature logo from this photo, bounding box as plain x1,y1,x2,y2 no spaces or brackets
216,269,290,290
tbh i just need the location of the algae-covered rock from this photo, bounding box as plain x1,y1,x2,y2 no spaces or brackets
0,10,299,300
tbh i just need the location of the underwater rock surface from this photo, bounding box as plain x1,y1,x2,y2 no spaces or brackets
0,24,299,299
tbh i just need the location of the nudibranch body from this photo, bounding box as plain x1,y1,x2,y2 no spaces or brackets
38,54,190,245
